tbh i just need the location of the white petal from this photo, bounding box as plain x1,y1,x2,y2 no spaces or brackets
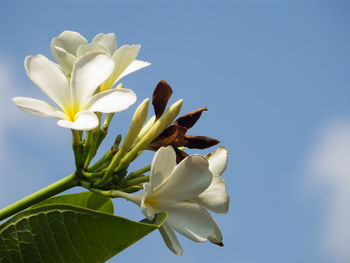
12,97,65,118
140,203,155,221
51,31,87,73
143,182,153,198
160,201,215,242
71,52,114,106
25,55,70,109
140,184,156,220
57,110,98,130
150,146,177,190
153,155,212,202
51,31,87,57
85,88,136,113
192,176,229,214
207,146,228,176
93,33,117,54
117,60,151,82
159,223,183,256
208,220,223,245
50,46,77,75
100,45,140,90
76,43,109,57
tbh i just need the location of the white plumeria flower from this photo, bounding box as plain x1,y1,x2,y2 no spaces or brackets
51,31,150,91
12,52,136,130
137,146,220,255
191,146,230,245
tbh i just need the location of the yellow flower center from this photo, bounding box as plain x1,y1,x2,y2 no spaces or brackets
63,103,80,122
144,197,158,207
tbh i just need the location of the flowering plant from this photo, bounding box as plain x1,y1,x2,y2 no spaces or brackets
0,31,230,262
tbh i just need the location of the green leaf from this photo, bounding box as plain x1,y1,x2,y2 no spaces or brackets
31,191,114,214
0,205,167,263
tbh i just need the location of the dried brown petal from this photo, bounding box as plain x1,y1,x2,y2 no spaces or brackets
174,107,207,129
150,124,187,149
152,80,173,119
184,135,220,149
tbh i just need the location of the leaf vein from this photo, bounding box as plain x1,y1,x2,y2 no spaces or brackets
61,211,85,262
44,212,65,263
27,216,49,263
13,219,24,263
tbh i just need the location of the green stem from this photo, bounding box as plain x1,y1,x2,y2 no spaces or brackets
83,130,94,168
81,180,112,197
72,129,81,144
71,129,83,171
83,170,105,179
95,147,126,187
119,176,150,188
110,190,140,204
117,185,143,193
113,144,145,174
87,149,114,172
0,174,79,221
122,165,151,181
84,114,116,170
81,181,142,199
102,113,115,134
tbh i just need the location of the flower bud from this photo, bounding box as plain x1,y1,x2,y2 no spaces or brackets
120,98,150,152
139,99,183,148
135,115,156,143
116,99,183,168
105,99,149,174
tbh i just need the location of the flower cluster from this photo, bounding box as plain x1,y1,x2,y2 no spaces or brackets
12,30,230,256
138,146,229,255
13,31,149,130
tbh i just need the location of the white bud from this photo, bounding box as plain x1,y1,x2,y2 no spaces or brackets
118,99,183,166
120,98,150,152
135,115,156,144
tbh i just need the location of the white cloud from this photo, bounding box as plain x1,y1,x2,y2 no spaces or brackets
306,119,350,263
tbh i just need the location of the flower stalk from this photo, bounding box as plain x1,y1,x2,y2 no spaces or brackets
72,129,84,172
82,130,94,168
117,175,150,188
122,164,151,181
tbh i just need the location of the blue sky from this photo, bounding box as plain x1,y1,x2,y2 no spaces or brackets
1,1,350,262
